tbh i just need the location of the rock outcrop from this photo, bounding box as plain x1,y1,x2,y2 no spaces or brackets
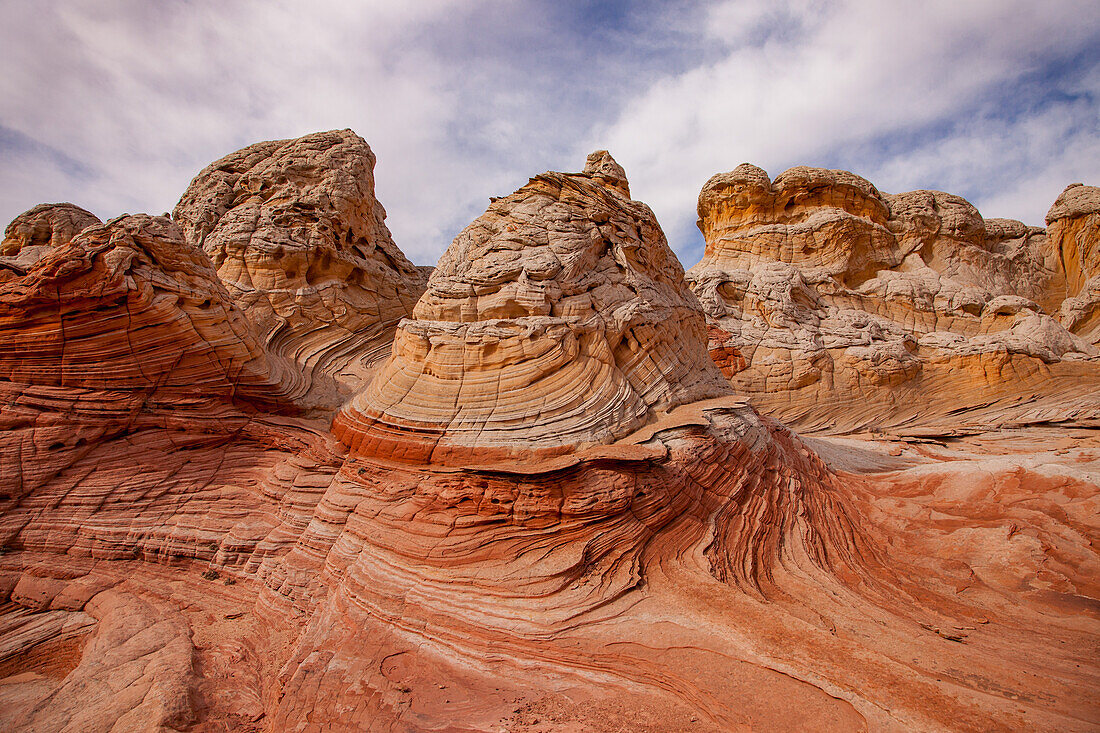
690,165,1100,432
334,151,731,462
0,214,292,407
0,213,302,514
1047,183,1100,345
0,141,1097,733
314,154,857,634
1,203,100,274
173,130,428,410
0,212,339,731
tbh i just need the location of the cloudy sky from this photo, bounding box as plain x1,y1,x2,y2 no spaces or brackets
2,0,1098,266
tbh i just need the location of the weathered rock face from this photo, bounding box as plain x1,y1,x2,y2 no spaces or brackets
1,203,101,273
1047,183,1100,344
0,213,303,519
334,152,732,462
0,214,291,404
173,129,428,410
0,142,1097,733
0,210,339,731
697,164,897,288
319,156,858,675
690,165,1100,432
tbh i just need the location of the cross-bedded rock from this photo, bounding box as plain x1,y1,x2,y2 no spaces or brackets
0,212,306,516
689,165,1100,432
0,138,1097,733
173,129,428,411
0,213,292,403
335,152,732,462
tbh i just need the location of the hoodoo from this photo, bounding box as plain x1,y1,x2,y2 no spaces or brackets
174,129,428,410
334,150,732,462
266,153,886,727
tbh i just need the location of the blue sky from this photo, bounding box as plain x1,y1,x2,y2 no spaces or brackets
2,0,1098,266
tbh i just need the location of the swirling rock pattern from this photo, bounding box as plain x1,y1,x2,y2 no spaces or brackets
173,129,428,411
0,138,1096,732
334,151,732,462
0,214,293,404
689,165,1100,432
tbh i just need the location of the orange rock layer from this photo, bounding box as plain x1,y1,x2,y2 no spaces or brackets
690,166,1100,433
0,140,1096,732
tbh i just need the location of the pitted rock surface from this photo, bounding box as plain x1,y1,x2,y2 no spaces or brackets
1,203,101,274
689,165,1100,432
335,152,732,461
173,129,428,411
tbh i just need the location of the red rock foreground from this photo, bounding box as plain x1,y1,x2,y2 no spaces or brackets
0,136,1097,732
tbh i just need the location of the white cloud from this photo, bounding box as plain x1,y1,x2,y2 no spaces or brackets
589,0,1100,261
861,99,1100,225
0,0,508,261
1,0,1097,267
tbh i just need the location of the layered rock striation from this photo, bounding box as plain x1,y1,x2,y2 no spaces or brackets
267,154,898,727
1048,183,1100,344
0,213,306,516
689,165,1100,432
0,214,293,404
173,129,428,410
334,150,732,462
0,138,1096,732
0,213,345,731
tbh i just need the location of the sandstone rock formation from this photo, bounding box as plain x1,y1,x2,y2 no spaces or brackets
689,165,1100,432
334,150,731,462
1,203,100,274
0,141,1096,732
0,213,294,407
1047,183,1100,345
0,213,303,519
0,211,340,731
173,129,428,411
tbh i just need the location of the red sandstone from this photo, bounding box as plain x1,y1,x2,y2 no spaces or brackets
0,138,1096,732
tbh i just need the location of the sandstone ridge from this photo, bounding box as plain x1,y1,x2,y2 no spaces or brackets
0,213,295,405
690,165,1100,432
334,151,732,462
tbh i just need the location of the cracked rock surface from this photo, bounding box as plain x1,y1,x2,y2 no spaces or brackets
335,152,732,462
174,129,428,412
